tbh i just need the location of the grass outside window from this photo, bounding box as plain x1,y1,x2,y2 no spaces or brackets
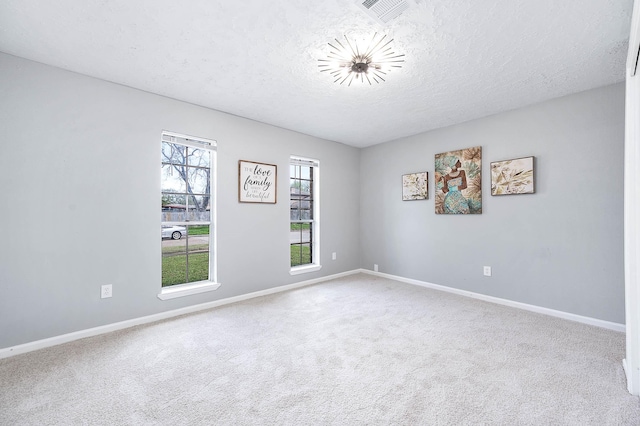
290,244,311,267
162,252,209,286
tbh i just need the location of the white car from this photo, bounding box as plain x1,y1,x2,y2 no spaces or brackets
161,225,186,240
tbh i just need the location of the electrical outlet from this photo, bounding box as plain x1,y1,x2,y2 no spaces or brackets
483,266,492,277
374,264,379,272
101,284,112,299
332,252,337,260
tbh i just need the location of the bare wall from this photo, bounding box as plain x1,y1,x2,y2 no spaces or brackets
359,83,625,324
0,51,625,349
0,53,360,349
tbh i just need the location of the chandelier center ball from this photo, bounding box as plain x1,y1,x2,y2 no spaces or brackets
351,62,369,73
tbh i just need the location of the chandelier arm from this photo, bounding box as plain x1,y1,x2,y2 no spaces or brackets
364,35,391,58
363,32,379,58
327,42,342,52
365,33,387,55
368,37,396,58
343,35,359,60
339,72,352,85
333,38,347,51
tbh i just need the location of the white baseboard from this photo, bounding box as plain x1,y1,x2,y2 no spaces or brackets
0,269,360,359
1,269,624,359
359,269,626,333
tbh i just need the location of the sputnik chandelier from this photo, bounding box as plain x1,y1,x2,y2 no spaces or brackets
318,32,405,86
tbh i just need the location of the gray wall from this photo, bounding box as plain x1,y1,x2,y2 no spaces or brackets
0,53,361,349
0,51,626,350
360,83,625,323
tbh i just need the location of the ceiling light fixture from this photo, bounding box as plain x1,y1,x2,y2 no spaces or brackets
318,33,405,86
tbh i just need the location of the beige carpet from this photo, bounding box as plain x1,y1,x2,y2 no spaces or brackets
1,273,639,425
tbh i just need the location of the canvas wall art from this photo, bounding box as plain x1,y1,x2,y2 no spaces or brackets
491,156,535,195
435,146,482,214
402,172,428,200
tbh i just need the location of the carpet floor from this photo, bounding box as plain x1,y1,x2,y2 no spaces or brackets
1,273,639,425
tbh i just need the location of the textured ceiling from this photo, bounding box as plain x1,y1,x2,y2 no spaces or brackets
0,0,634,147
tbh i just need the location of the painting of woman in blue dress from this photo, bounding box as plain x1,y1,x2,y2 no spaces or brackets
441,157,470,214
435,146,482,214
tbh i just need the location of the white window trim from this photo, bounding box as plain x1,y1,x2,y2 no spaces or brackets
159,130,219,300
158,281,221,300
290,264,322,275
289,156,321,275
625,0,640,395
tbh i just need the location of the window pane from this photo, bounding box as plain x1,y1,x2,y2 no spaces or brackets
187,167,210,195
300,166,311,180
161,224,187,241
186,225,209,283
162,225,188,286
162,254,187,286
290,183,302,220
297,180,311,194
186,252,209,283
290,243,311,267
290,245,301,266
162,164,187,193
161,225,210,286
290,223,311,244
301,243,311,264
162,192,187,204
161,199,186,222
299,208,312,220
187,224,210,239
162,142,186,165
186,195,210,221
291,179,308,196
290,190,303,203
187,148,210,169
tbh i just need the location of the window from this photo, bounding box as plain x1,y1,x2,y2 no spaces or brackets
160,131,217,297
290,156,320,274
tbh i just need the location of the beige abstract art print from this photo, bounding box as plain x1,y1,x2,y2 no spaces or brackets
491,156,535,195
435,146,482,214
402,172,428,200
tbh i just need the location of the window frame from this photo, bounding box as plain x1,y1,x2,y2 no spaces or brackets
289,156,321,275
158,131,219,300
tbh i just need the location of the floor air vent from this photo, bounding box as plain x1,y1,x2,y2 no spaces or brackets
355,0,412,24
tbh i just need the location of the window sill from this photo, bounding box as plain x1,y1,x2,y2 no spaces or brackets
289,264,322,276
157,281,221,300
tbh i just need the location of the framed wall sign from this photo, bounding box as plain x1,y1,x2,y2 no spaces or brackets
238,160,277,203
